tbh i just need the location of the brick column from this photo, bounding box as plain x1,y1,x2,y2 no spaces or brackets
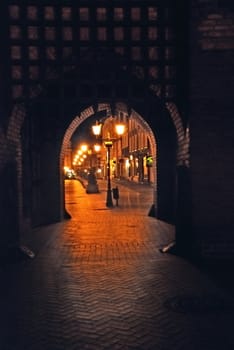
189,0,234,259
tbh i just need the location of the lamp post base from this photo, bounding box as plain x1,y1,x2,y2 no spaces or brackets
106,189,113,207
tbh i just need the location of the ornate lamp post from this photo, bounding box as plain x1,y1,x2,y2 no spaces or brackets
92,120,125,207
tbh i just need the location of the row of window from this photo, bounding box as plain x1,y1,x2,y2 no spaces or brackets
10,45,174,61
9,25,174,42
11,83,175,99
9,5,159,22
11,64,176,80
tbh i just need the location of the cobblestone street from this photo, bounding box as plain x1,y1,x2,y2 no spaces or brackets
1,179,234,350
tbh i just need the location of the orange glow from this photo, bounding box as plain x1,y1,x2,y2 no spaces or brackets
92,121,102,136
94,144,101,152
115,123,125,135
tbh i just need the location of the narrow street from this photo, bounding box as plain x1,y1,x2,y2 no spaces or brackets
0,179,234,350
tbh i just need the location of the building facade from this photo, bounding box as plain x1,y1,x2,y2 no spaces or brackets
0,0,234,260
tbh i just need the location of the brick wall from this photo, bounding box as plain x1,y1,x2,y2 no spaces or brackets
189,0,234,258
0,126,20,251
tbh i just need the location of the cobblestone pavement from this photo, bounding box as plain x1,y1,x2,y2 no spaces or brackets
1,179,234,350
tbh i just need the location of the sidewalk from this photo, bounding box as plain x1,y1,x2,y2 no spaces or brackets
1,179,234,350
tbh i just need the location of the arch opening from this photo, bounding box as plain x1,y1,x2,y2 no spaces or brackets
60,102,174,224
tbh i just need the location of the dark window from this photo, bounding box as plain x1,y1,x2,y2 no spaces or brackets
9,5,20,19
63,27,73,41
12,85,23,98
131,8,141,21
114,8,124,21
27,6,38,20
44,7,55,21
114,27,124,41
98,27,107,41
12,66,22,80
45,27,56,40
131,27,141,41
28,26,39,40
29,46,39,60
62,7,72,21
116,84,128,98
11,46,21,60
97,8,107,21
79,8,89,21
10,26,21,40
132,47,141,60
80,27,89,41
148,27,158,40
64,84,76,98
149,66,159,79
148,47,159,60
29,66,39,80
46,47,56,60
148,7,158,20
80,84,94,98
97,85,111,98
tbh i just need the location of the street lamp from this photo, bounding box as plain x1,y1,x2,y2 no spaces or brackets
92,119,125,207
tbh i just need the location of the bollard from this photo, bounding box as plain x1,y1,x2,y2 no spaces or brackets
112,186,119,206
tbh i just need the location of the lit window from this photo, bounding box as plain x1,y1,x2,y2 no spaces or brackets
46,47,56,60
148,47,159,60
98,27,107,41
114,8,124,21
29,46,38,60
29,66,39,80
28,26,38,40
80,27,89,41
63,27,73,41
79,8,89,21
10,26,21,40
131,27,141,41
132,47,141,60
9,5,20,19
148,27,158,40
97,8,107,21
11,66,22,79
131,8,141,21
149,66,159,79
44,6,55,21
27,6,38,20
62,7,72,21
45,27,56,40
148,7,158,20
114,27,124,41
11,46,21,60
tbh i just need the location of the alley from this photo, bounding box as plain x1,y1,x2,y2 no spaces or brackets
0,179,234,350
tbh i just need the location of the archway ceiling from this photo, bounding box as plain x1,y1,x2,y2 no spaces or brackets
26,48,176,151
40,48,166,116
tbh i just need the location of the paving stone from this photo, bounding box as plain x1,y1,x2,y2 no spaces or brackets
0,179,234,349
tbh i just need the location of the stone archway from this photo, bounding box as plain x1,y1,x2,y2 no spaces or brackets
5,50,186,239
60,100,176,224
60,103,158,219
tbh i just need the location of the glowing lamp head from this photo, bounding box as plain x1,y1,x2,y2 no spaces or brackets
94,144,101,152
92,121,102,136
115,123,125,136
